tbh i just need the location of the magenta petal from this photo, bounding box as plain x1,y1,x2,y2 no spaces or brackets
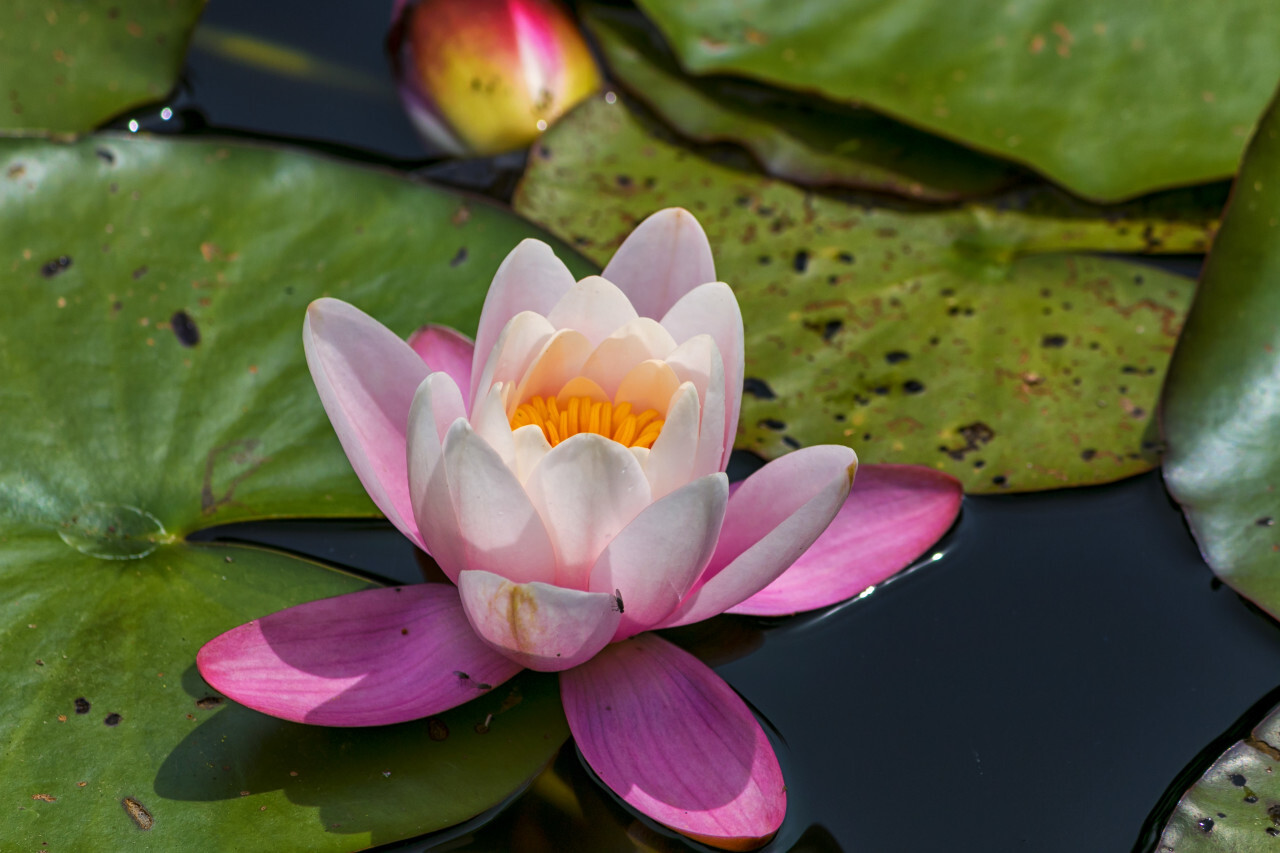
303,298,429,549
729,464,962,616
197,584,523,727
561,633,785,848
407,324,475,410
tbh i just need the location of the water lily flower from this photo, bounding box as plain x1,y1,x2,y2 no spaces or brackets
389,0,602,156
197,209,961,849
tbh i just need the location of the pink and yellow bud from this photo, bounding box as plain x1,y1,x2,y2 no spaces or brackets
390,0,602,155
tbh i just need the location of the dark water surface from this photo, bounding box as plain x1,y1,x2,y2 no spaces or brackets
169,2,1280,851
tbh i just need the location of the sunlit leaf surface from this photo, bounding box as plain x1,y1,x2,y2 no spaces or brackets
0,135,585,849
0,0,205,134
516,97,1215,493
632,0,1280,201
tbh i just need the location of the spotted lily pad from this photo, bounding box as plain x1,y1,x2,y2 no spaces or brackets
631,0,1280,201
1153,699,1280,850
1,1,205,134
515,97,1216,493
582,4,1022,201
1162,92,1280,620
1,134,586,849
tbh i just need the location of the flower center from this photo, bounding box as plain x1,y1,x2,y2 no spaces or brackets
510,395,665,449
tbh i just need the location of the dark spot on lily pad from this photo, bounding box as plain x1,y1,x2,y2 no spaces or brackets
616,175,632,187
792,250,809,273
759,418,786,431
96,148,116,165
903,380,925,394
837,252,854,264
1081,449,1097,461
742,377,776,400
1197,817,1214,833
194,696,223,710
450,247,468,267
782,436,801,449
427,718,449,741
992,475,1008,487
822,320,842,341
132,265,148,280
104,713,122,727
885,350,910,364
1041,334,1068,348
74,697,90,715
171,310,199,347
1258,518,1275,527
40,255,72,278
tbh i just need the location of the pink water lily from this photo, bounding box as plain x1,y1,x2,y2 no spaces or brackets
197,208,961,849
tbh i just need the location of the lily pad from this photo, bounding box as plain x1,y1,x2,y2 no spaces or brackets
515,96,1216,493
1162,92,1280,620
0,134,586,849
0,0,205,135
631,0,1280,201
582,4,1022,201
1153,698,1280,850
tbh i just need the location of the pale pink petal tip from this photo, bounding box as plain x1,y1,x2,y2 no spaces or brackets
603,207,716,321
303,298,430,549
196,584,522,727
561,634,784,850
730,464,963,616
407,324,475,408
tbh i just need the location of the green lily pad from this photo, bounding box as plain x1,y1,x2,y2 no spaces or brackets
1,134,587,849
1,1,205,135
515,96,1216,493
1153,699,1280,849
582,4,1021,201
631,0,1280,201
1162,92,1280,620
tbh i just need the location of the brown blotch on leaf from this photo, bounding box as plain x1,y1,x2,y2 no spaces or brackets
31,793,56,803
74,697,90,715
122,796,154,830
104,713,122,727
195,696,223,710
941,422,995,461
427,718,449,741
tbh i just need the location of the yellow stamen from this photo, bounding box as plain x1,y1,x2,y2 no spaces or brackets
511,395,665,449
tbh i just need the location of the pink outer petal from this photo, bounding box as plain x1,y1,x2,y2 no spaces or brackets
407,373,469,583
660,283,744,470
407,324,475,410
457,570,621,671
560,633,785,848
660,445,857,628
197,584,522,727
303,298,429,549
589,473,728,640
728,464,962,616
471,239,577,404
602,208,716,321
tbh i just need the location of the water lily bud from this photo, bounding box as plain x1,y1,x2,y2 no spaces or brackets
390,0,602,156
